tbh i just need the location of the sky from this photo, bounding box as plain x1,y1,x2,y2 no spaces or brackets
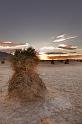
0,0,82,48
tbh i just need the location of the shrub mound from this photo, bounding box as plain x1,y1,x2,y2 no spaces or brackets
8,47,46,101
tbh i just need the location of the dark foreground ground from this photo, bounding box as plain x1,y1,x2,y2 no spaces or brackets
0,61,82,124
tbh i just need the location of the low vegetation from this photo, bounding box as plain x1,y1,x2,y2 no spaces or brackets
8,47,46,101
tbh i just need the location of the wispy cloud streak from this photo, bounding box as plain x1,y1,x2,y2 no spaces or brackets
0,41,29,50
52,34,78,42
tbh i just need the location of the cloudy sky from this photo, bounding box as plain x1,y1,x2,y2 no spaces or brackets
0,0,82,48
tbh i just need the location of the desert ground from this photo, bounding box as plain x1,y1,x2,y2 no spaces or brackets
0,61,82,124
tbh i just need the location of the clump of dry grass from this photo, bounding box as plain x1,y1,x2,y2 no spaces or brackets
8,47,46,101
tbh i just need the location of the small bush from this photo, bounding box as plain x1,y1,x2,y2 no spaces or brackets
8,47,46,101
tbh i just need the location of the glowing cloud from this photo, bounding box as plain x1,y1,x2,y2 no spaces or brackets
58,44,77,50
53,34,78,42
39,46,55,54
38,46,61,54
3,41,12,44
0,41,30,50
56,34,66,38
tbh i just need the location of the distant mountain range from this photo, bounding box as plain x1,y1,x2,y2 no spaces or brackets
0,51,10,60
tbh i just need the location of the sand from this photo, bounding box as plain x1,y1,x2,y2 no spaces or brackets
0,61,82,124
